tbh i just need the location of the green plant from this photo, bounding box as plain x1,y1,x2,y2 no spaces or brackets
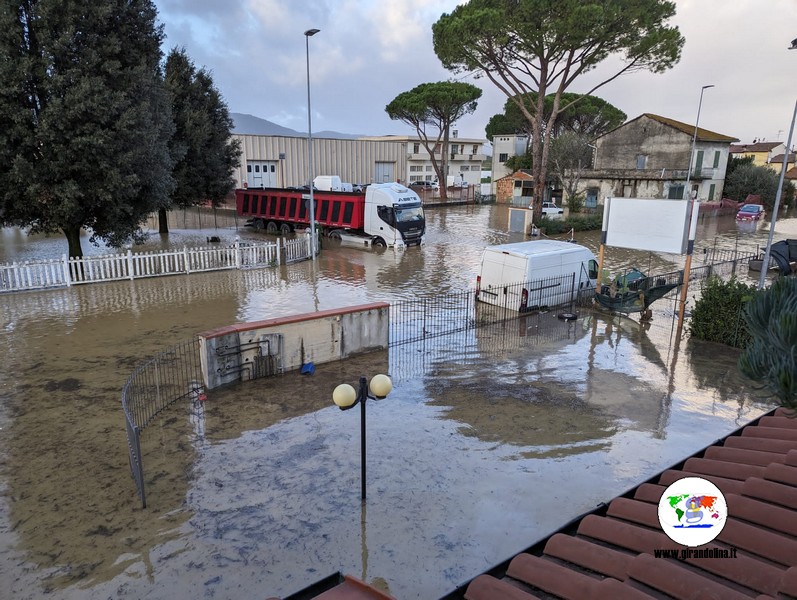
739,276,797,411
537,211,603,234
688,276,756,348
566,192,586,214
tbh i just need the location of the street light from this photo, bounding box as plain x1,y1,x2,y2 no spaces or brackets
677,84,713,329
332,374,393,501
304,28,320,260
683,84,714,201
758,40,797,289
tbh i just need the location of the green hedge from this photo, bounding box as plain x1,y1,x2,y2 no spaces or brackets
538,212,603,234
688,276,756,348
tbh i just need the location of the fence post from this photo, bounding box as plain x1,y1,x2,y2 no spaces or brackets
62,254,71,287
306,232,312,259
127,249,134,280
276,237,282,266
235,239,241,269
183,246,190,274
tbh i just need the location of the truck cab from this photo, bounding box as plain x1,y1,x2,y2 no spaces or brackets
363,183,425,248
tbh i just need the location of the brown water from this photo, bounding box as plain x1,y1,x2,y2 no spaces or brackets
0,204,792,599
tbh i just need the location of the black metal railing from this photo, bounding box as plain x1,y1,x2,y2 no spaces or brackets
121,338,202,508
390,273,577,347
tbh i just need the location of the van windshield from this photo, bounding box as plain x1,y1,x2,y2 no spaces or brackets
394,206,424,223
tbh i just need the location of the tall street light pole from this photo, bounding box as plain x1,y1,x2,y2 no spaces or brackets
304,28,320,260
758,39,797,289
683,85,714,201
677,84,713,329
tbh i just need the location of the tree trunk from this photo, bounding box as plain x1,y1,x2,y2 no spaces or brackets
440,126,450,200
63,225,83,259
158,207,169,234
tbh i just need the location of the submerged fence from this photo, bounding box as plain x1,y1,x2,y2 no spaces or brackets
1,235,311,293
122,338,203,509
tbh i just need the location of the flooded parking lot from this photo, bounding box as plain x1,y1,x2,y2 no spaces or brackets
0,204,794,598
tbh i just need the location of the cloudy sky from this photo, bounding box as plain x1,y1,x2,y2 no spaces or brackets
153,0,797,145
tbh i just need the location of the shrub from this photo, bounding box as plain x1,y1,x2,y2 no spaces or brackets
688,276,756,348
739,276,797,411
538,211,603,234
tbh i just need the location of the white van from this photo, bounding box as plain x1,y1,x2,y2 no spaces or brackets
313,175,343,191
476,240,598,311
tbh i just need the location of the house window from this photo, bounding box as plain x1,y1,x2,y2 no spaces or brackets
460,165,470,171
708,183,716,201
499,153,509,162
426,165,434,171
410,165,423,172
413,143,420,154
668,184,685,199
586,188,598,208
636,154,648,169
713,151,721,168
472,145,479,154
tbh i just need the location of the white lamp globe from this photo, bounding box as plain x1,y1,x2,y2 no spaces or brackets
369,374,392,398
332,383,357,409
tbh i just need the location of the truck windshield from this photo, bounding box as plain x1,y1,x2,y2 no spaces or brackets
394,206,424,223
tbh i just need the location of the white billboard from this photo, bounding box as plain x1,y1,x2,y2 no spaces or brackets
602,197,699,255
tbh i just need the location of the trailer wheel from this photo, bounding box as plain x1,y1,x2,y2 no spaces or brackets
266,221,278,235
373,237,387,248
253,219,265,231
279,223,292,235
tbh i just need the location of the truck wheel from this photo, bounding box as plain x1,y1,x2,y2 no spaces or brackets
253,219,265,231
372,237,387,248
279,223,292,235
328,230,343,240
266,221,278,234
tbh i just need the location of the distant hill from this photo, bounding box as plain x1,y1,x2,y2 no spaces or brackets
230,113,362,139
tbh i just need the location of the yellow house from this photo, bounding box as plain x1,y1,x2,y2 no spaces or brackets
767,152,796,174
729,141,785,167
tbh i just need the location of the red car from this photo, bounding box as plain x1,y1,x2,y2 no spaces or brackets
735,204,765,221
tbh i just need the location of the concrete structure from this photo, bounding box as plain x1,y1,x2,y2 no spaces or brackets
360,134,488,188
233,134,407,189
197,303,389,389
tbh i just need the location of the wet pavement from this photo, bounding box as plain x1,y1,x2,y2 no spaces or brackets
0,204,795,599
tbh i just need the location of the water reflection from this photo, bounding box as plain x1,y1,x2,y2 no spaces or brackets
0,204,789,600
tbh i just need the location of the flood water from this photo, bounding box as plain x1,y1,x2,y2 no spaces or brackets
0,204,795,599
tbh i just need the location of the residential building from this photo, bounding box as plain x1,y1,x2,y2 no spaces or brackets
767,152,796,174
491,134,529,183
359,134,488,187
580,114,739,206
729,141,785,167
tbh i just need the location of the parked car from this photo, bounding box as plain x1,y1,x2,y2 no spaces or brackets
410,180,439,191
541,201,564,217
735,204,765,221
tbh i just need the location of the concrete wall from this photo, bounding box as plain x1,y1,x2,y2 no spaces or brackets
198,302,390,389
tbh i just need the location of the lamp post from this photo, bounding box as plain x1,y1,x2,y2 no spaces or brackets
332,374,393,501
758,39,797,289
304,28,320,260
677,84,713,329
683,85,714,201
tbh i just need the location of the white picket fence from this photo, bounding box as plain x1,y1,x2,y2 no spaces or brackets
0,236,312,293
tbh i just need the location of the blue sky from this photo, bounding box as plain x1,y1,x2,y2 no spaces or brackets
153,0,797,145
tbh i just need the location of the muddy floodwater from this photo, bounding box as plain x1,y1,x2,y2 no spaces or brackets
0,204,795,599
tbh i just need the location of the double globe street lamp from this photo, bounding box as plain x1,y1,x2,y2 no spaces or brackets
332,374,393,502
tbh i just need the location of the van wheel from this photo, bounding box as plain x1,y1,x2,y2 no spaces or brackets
266,221,278,235
253,219,265,231
373,237,387,248
279,223,292,235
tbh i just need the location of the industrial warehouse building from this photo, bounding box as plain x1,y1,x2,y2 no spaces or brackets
233,133,488,190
